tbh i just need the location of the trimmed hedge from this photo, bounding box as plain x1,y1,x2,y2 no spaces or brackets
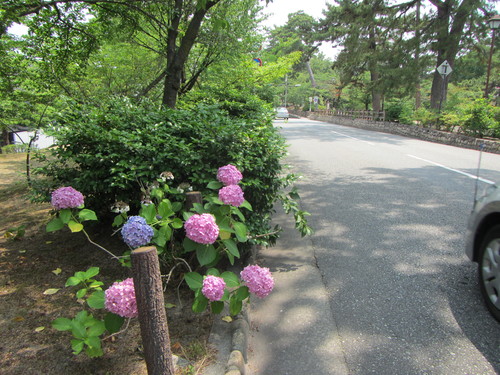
33,97,288,239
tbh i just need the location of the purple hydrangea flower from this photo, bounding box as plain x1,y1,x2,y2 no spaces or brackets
184,214,219,245
240,265,274,298
217,164,243,186
104,278,138,318
219,185,245,207
121,216,154,248
51,186,84,210
202,275,226,302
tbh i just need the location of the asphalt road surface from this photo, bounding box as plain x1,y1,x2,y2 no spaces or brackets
248,117,500,375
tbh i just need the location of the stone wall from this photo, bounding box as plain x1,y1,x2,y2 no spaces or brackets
293,111,500,155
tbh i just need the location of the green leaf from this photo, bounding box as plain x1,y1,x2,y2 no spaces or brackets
222,239,240,258
232,207,246,222
46,218,64,232
84,267,99,279
87,290,105,309
78,209,98,221
76,288,88,299
59,209,72,224
87,320,106,337
229,297,243,316
233,222,248,242
192,202,205,213
197,245,217,266
112,214,125,227
158,200,173,218
154,225,171,247
71,339,85,355
211,301,224,314
70,320,87,340
192,293,208,313
206,268,220,276
221,271,240,288
172,202,183,212
184,272,203,290
65,276,82,287
140,204,156,224
171,218,183,229
182,237,198,253
104,313,125,334
207,181,223,190
85,336,103,357
240,200,253,211
234,286,250,301
52,317,72,331
68,221,84,233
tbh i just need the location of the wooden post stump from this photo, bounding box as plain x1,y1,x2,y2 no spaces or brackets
131,246,174,375
185,191,202,211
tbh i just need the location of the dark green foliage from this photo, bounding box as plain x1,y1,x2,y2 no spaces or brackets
33,96,288,239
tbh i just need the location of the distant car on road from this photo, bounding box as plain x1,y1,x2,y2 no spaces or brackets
275,107,289,121
465,182,500,321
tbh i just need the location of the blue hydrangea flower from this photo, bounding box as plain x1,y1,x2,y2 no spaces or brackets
121,216,154,248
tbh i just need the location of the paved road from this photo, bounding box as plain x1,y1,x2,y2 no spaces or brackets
248,118,500,375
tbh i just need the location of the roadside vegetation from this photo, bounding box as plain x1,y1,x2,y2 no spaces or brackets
0,0,498,373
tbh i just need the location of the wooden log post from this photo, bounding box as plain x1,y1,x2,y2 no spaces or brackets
131,246,174,375
185,191,202,211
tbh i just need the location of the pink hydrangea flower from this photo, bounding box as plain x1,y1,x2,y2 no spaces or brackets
217,164,243,186
51,186,84,209
104,278,138,318
240,265,274,298
219,185,244,207
184,214,219,245
202,275,226,302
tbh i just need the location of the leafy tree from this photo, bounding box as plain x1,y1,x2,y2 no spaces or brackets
1,0,268,108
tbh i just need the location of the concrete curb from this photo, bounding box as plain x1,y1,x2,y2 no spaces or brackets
224,307,249,375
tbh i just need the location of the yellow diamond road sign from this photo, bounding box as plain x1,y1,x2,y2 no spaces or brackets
437,60,452,76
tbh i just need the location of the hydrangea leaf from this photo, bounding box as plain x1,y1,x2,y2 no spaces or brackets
46,217,64,232
192,293,208,313
184,272,203,290
87,290,105,309
221,271,240,288
78,209,98,222
87,320,106,337
158,201,173,218
104,313,125,334
68,221,84,233
211,301,224,314
59,209,72,224
52,317,73,331
233,222,248,242
222,239,240,258
83,267,100,279
196,245,217,266
229,297,243,316
71,339,85,355
207,181,223,190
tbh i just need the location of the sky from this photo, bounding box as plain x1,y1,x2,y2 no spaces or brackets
259,0,339,59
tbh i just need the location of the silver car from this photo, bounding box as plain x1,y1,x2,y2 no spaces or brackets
465,182,500,321
275,107,289,120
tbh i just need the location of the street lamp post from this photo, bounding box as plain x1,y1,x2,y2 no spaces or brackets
484,15,500,99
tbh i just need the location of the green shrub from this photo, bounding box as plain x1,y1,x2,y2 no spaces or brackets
1,143,30,154
32,96,295,242
459,99,498,138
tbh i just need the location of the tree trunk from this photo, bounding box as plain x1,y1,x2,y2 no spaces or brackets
306,60,316,88
429,0,480,109
132,246,174,375
161,0,220,108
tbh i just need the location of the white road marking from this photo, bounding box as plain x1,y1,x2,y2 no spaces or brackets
331,130,376,146
407,154,495,184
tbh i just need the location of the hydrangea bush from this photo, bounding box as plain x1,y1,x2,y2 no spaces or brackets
47,164,284,357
